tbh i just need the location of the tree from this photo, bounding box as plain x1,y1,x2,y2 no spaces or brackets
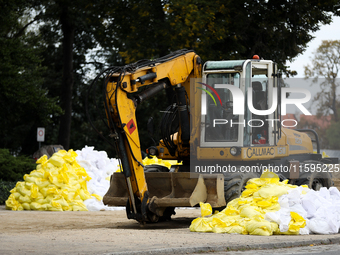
26,0,119,150
0,0,61,155
304,40,340,121
107,0,339,74
304,40,340,149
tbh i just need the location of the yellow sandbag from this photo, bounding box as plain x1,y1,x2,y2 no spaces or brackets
79,189,91,200
46,171,59,186
240,206,262,218
242,188,258,198
52,195,69,207
288,212,306,233
30,184,39,199
57,164,70,184
34,178,50,188
49,155,65,167
36,154,48,164
30,202,43,210
22,203,30,210
43,163,57,173
5,194,23,211
63,150,77,163
211,217,229,233
40,203,53,211
189,217,213,232
70,201,88,211
242,183,260,198
46,186,60,196
18,195,31,204
143,156,176,169
253,184,292,199
246,216,273,236
262,203,281,213
270,222,279,233
222,205,239,216
50,201,63,211
226,225,247,234
211,217,247,234
260,171,281,183
200,202,212,217
16,183,31,197
25,181,34,189
74,167,91,181
92,194,103,201
34,198,48,204
29,169,44,179
62,205,73,211
228,196,252,209
12,192,21,200
24,174,38,183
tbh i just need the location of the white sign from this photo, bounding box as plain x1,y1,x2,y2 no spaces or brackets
37,127,45,142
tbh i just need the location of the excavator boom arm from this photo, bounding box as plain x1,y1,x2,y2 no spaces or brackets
104,50,202,222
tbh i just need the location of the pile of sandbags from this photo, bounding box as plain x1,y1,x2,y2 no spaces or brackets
5,146,123,211
6,149,95,211
190,171,340,235
265,185,340,234
6,145,183,211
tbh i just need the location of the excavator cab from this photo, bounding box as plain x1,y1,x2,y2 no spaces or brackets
199,58,280,150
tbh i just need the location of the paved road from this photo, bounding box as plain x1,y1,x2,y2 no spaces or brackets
192,244,340,255
1,206,340,255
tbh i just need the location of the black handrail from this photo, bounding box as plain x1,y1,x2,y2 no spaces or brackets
295,129,320,154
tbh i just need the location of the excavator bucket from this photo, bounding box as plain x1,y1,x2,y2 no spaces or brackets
103,172,226,215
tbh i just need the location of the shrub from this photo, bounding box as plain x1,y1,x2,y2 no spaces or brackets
0,149,36,181
0,180,16,205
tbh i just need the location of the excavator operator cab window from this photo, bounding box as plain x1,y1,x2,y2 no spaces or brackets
204,73,240,143
251,74,269,145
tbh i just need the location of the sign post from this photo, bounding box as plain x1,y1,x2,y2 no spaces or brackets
37,127,45,149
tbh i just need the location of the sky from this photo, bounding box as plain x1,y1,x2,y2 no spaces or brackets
284,15,340,114
287,15,340,78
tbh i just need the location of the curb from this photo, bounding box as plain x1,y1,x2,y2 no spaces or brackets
103,236,340,255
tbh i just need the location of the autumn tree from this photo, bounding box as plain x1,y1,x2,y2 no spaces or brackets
304,40,340,149
305,40,340,122
304,40,340,121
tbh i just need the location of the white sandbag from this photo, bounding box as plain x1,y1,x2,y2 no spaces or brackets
76,146,121,211
308,218,335,234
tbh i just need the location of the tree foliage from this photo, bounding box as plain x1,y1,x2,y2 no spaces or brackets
304,40,340,121
304,40,340,149
108,0,338,74
0,149,35,181
34,0,117,150
0,0,61,155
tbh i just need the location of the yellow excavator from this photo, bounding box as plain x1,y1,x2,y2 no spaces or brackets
87,49,337,223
